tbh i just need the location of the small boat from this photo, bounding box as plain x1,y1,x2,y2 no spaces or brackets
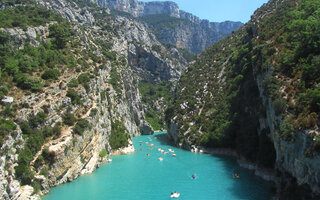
233,173,240,179
107,158,112,162
170,192,180,198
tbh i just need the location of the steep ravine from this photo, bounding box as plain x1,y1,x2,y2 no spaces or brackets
0,0,188,199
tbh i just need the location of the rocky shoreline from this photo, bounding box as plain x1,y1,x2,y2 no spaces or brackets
190,145,276,182
111,140,136,156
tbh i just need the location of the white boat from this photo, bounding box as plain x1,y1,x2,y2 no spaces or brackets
170,192,180,198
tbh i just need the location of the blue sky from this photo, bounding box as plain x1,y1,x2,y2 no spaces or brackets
140,0,269,23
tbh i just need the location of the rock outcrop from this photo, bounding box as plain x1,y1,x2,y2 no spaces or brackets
0,0,188,199
91,0,243,53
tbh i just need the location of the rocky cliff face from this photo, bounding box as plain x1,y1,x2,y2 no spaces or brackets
91,0,242,53
167,0,320,199
0,0,187,199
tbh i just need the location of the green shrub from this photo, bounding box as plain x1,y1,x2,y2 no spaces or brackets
0,117,16,146
78,73,91,91
0,5,63,29
273,98,286,115
40,168,49,177
49,22,73,49
145,109,164,130
110,67,122,94
67,78,78,87
77,73,91,85
14,163,34,185
73,118,91,135
52,123,62,138
0,117,16,134
41,126,54,138
103,51,117,61
263,76,281,100
0,85,8,94
32,180,41,193
42,148,55,164
138,81,173,104
0,91,4,100
18,54,38,73
28,111,48,128
16,74,43,92
298,89,320,113
99,149,107,158
66,89,82,104
19,120,33,135
178,48,196,62
280,118,295,142
41,69,61,80
109,120,129,150
63,113,76,126
312,136,320,154
100,91,106,101
89,108,98,117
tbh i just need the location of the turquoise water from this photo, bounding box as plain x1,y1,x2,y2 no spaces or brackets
43,132,271,200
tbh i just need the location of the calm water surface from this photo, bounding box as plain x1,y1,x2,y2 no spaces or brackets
43,132,271,200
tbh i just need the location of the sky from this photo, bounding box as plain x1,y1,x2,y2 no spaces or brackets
140,0,269,23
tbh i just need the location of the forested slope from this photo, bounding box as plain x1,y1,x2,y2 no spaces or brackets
167,0,320,199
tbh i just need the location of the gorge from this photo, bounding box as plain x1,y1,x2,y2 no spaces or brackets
0,0,319,200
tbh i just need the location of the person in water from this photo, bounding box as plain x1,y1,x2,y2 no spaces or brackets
233,172,240,178
192,174,196,179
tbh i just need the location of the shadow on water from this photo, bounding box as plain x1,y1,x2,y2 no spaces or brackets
210,154,272,200
155,132,272,200
155,133,175,146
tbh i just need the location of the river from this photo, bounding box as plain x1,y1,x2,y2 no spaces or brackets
43,132,271,200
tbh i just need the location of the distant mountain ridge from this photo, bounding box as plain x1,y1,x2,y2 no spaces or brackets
91,0,243,53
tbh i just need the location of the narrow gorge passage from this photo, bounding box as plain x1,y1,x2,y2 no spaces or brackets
43,132,271,200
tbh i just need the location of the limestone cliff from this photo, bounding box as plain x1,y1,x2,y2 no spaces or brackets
167,0,320,199
0,0,187,199
91,0,243,53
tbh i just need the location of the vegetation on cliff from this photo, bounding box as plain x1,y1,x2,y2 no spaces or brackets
0,0,137,192
138,81,172,130
167,0,320,168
